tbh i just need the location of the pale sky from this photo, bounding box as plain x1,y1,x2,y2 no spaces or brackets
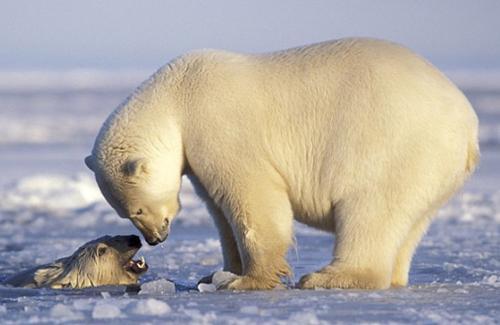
1,0,499,70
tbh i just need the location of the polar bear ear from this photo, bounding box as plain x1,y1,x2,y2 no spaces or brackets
84,155,95,171
124,158,148,177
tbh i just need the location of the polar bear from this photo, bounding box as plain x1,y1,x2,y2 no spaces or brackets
4,235,148,288
84,38,479,290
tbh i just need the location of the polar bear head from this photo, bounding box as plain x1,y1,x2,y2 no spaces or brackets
85,153,182,246
34,235,148,288
84,67,185,245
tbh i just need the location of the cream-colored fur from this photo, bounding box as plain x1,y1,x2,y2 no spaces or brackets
4,235,147,288
85,38,479,290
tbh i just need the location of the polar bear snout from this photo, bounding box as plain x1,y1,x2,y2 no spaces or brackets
132,217,170,246
143,228,168,246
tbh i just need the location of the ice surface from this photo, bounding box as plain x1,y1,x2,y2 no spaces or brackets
0,72,499,324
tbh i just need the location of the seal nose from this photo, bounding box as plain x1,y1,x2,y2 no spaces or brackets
128,235,142,248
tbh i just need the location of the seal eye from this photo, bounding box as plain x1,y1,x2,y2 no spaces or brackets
136,209,143,216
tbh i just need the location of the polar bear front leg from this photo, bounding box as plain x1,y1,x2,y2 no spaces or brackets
197,199,242,285
209,202,243,274
218,187,294,290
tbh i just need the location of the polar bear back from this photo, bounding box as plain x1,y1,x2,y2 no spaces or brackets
178,38,477,220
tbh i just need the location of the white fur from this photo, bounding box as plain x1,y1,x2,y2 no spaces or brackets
4,235,146,288
86,38,479,290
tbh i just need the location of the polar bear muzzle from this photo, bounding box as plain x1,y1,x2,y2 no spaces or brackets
130,215,170,246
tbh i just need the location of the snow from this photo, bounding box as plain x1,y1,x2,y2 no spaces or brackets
49,303,83,321
132,298,171,316
239,305,260,314
285,311,324,325
0,69,148,92
0,174,102,212
0,70,499,324
92,301,123,319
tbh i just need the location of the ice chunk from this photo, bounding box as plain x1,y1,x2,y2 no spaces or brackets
212,271,238,289
485,275,498,285
50,303,82,321
196,271,238,292
197,283,216,293
0,305,7,313
139,279,176,295
91,302,122,319
132,298,171,316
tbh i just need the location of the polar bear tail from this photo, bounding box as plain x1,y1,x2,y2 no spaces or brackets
465,140,480,175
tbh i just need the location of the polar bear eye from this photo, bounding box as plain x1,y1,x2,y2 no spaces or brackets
136,209,143,216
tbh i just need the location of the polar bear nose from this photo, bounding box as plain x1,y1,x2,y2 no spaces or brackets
161,218,170,231
128,235,142,248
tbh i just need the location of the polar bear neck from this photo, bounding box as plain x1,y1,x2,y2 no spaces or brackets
92,65,183,172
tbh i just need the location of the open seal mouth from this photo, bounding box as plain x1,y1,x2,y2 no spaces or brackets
125,256,149,274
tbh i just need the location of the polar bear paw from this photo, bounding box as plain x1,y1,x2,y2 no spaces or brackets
298,266,390,290
217,275,282,291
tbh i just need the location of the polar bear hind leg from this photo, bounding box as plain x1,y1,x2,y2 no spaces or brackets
391,139,479,287
299,192,417,290
390,215,432,287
